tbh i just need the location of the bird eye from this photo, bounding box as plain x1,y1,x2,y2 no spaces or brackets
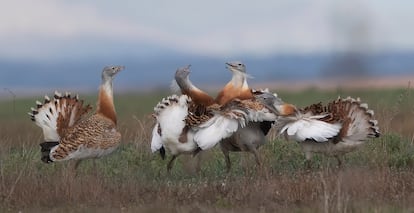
111,67,115,70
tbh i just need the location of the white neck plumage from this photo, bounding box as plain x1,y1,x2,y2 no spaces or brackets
231,71,249,89
101,80,113,98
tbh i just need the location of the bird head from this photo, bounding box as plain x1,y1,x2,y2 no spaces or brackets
255,92,298,116
226,61,246,73
102,65,124,81
175,64,191,81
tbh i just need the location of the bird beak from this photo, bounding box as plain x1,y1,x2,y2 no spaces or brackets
117,66,125,72
185,64,191,73
113,66,124,75
225,62,236,72
225,62,235,67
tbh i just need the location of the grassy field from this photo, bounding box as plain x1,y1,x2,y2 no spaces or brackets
0,86,414,212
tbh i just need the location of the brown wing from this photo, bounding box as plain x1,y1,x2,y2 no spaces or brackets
51,114,121,161
56,94,92,138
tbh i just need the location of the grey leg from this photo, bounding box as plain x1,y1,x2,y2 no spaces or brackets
222,150,231,173
305,152,313,170
335,155,343,168
252,148,261,167
167,155,177,173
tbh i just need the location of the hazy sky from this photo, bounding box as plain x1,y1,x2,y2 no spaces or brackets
1,0,414,61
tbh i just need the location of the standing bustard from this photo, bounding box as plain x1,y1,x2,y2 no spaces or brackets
273,97,381,168
29,66,123,166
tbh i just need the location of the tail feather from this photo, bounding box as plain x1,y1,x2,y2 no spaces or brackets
284,96,380,143
153,94,190,141
335,97,380,142
29,91,92,142
311,97,380,143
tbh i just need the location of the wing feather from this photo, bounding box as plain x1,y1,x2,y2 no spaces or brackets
151,123,163,153
194,115,239,150
281,119,342,142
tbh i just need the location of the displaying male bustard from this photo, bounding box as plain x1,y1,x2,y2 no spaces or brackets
215,62,292,171
29,66,124,166
151,64,296,172
273,96,381,168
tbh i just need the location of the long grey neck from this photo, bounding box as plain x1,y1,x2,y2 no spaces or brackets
175,76,193,91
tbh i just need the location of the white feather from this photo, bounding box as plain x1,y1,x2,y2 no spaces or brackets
150,123,163,153
281,119,342,142
194,115,239,150
33,101,61,141
153,95,198,155
157,97,188,140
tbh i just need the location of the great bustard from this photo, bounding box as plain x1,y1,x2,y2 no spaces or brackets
151,65,296,172
29,66,124,167
273,97,381,168
215,61,254,105
214,61,296,171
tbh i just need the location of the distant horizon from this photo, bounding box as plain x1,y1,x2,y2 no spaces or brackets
2,72,413,101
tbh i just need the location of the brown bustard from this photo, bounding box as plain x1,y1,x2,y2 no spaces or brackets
29,66,123,167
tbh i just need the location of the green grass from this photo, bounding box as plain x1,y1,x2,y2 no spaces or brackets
0,87,414,212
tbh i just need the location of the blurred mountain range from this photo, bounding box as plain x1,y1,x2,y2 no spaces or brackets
2,51,414,94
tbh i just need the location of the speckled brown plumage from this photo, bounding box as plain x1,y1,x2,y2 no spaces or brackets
185,102,217,127
56,96,92,137
300,97,379,143
183,97,270,128
52,114,121,160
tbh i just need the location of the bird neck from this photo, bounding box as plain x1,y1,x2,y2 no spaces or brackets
177,76,215,106
215,73,252,105
97,80,117,124
175,76,193,92
231,71,248,89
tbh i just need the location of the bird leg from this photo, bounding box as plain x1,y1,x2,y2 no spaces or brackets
305,159,312,170
335,155,343,168
192,147,202,157
167,155,177,173
73,159,83,170
304,152,313,170
222,150,232,173
252,148,261,167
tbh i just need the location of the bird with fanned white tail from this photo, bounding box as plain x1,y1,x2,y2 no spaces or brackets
28,66,124,167
272,96,380,168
